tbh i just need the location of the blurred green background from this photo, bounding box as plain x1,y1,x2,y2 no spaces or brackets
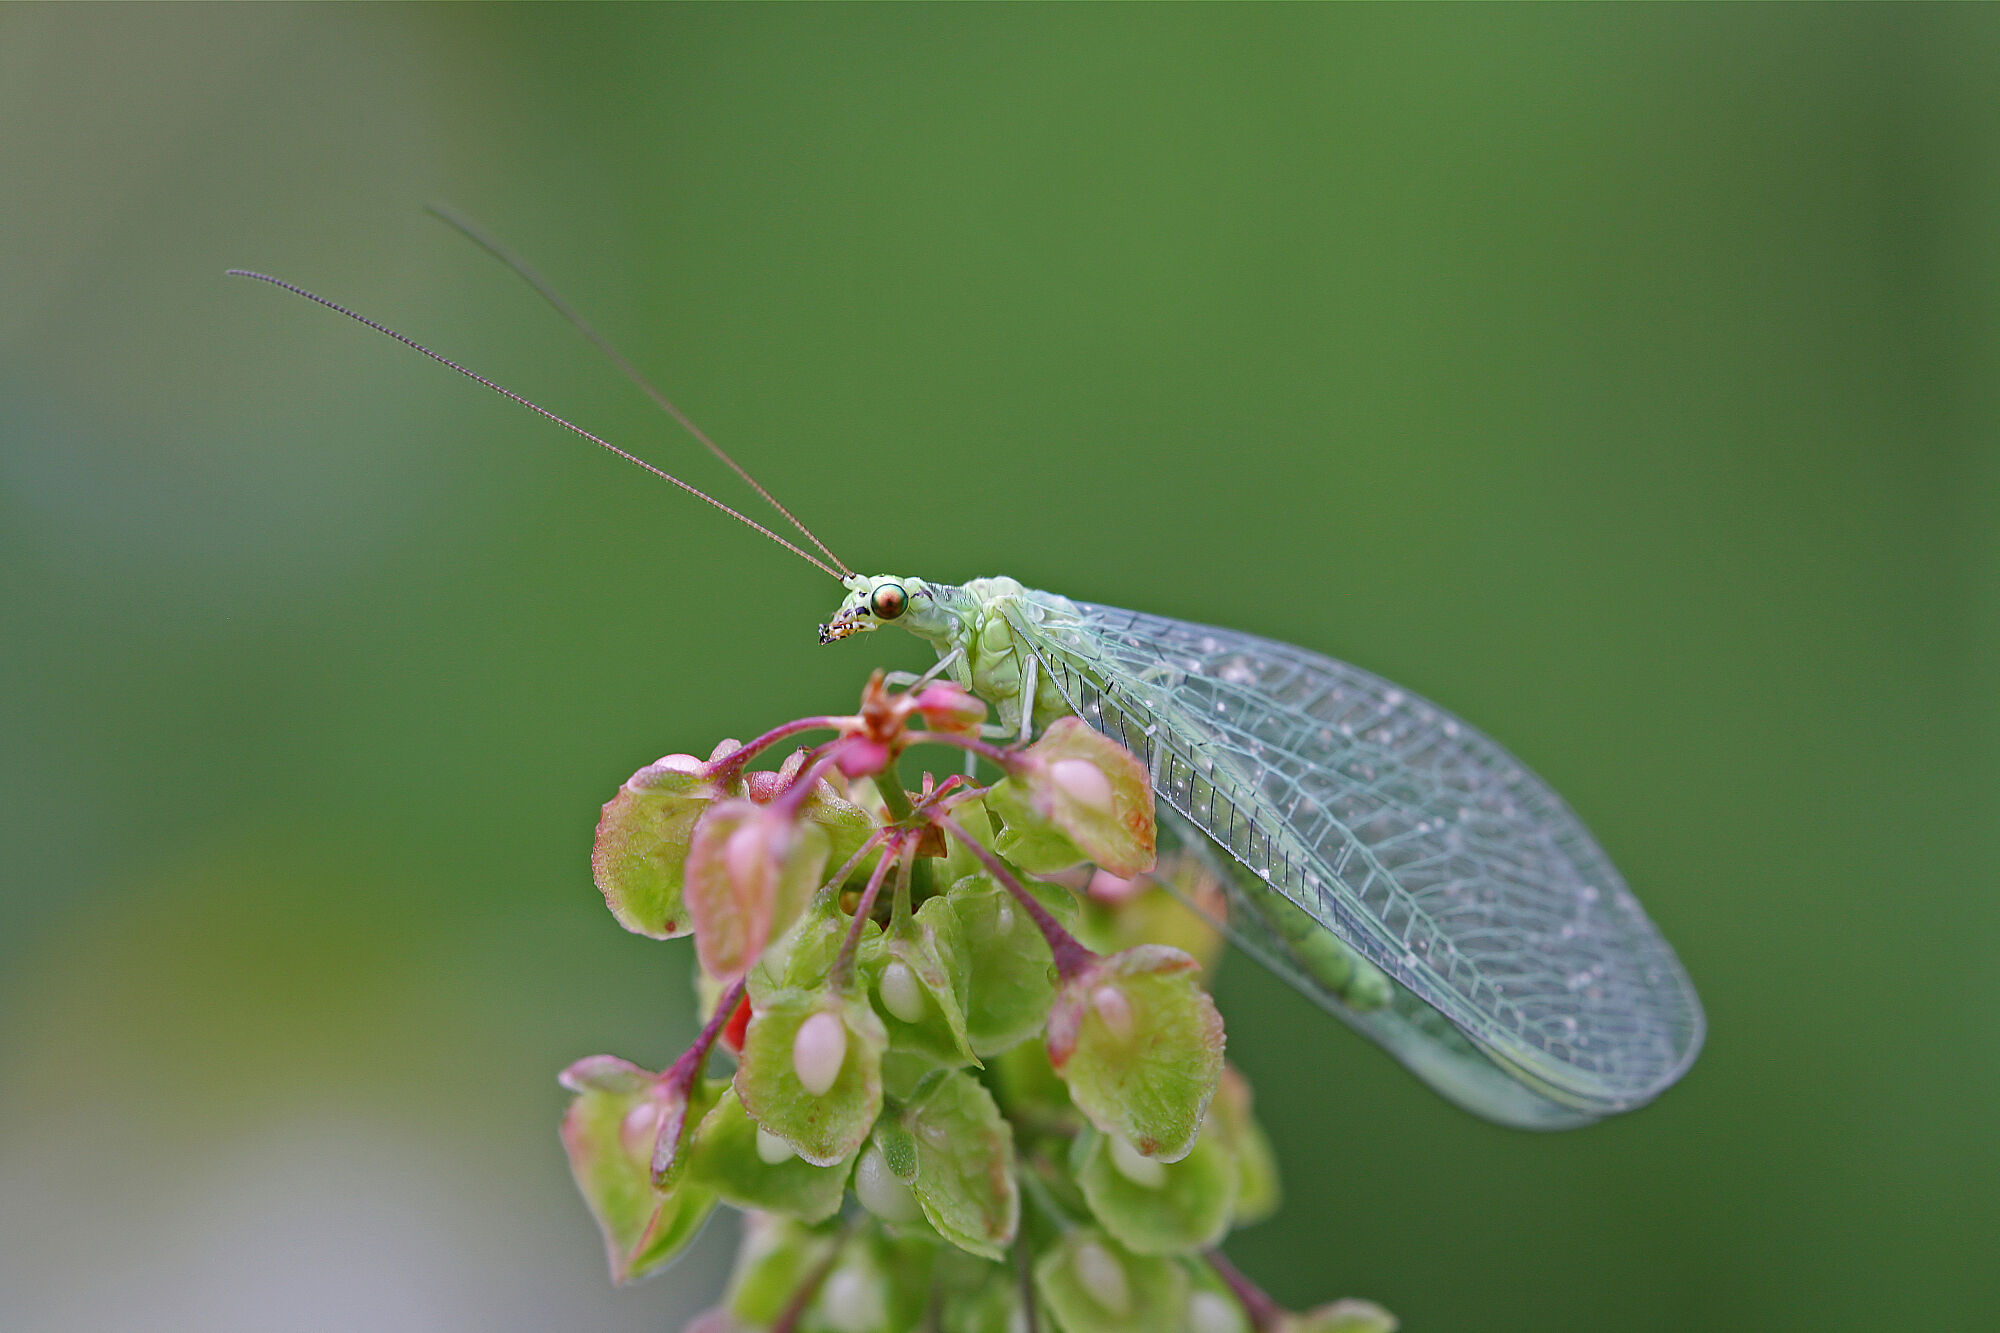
3,6,1994,1330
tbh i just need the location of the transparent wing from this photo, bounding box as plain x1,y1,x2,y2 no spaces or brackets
1008,594,1704,1122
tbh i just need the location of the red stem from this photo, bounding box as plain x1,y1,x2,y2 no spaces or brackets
930,812,1099,981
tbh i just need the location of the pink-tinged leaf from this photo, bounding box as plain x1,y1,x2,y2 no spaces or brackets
560,1054,655,1098
559,1067,717,1285
684,801,831,983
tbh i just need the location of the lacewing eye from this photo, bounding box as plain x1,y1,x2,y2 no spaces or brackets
870,583,908,620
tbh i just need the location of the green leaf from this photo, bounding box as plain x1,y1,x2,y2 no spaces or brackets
736,987,887,1166
986,1034,1074,1124
1075,857,1228,975
947,873,1078,1057
751,892,870,998
1033,1230,1188,1333
1073,1125,1237,1255
1046,946,1225,1163
687,1086,855,1224
558,1062,717,1285
799,777,881,884
591,756,721,938
893,1070,1020,1260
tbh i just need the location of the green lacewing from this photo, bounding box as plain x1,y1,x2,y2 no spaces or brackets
231,216,1702,1130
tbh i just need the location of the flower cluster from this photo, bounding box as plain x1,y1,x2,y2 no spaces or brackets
562,671,1396,1333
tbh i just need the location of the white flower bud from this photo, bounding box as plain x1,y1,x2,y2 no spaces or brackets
1073,1240,1131,1317
792,1010,847,1096
878,961,927,1024
754,1127,796,1164
854,1143,923,1223
820,1265,887,1333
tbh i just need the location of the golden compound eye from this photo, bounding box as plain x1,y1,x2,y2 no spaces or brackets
869,583,908,620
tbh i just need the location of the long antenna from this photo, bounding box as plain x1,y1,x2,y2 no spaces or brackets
426,205,855,579
226,270,845,582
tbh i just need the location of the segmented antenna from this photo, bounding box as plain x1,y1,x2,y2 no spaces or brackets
226,269,845,581
426,205,854,579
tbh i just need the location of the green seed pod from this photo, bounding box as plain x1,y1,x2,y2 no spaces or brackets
723,1214,840,1327
946,873,1080,1057
686,1086,854,1224
997,718,1157,877
888,1069,1020,1261
1282,1299,1401,1333
1072,1123,1238,1255
1208,1065,1283,1227
1046,946,1225,1163
859,894,980,1078
1033,1229,1189,1333
735,987,887,1167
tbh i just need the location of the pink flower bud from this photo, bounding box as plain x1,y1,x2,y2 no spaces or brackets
792,1010,848,1096
834,737,891,778
913,682,987,735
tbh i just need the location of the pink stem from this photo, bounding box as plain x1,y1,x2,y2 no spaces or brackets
770,1222,855,1333
911,729,1021,771
775,740,857,817
816,825,895,904
911,772,986,815
708,717,848,781
930,812,1099,982
830,835,903,990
